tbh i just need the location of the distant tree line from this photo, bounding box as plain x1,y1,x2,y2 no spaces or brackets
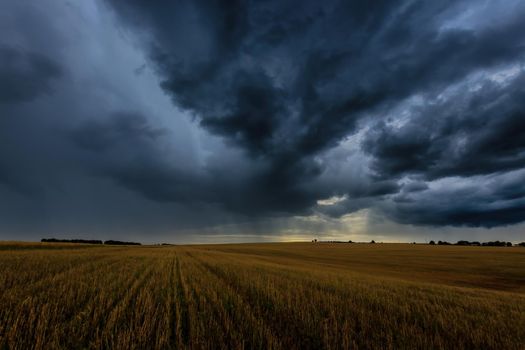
429,240,520,247
41,238,141,245
41,238,103,244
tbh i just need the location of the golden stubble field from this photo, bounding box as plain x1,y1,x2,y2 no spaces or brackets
0,242,524,349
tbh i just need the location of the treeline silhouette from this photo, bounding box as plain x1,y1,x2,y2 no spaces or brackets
429,240,521,247
41,238,141,245
41,238,102,244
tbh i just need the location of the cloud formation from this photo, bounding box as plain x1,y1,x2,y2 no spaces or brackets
0,46,62,104
364,73,525,180
107,0,525,159
382,170,525,227
0,0,524,241
103,0,525,227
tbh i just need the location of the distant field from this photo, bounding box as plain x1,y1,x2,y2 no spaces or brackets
1,242,524,349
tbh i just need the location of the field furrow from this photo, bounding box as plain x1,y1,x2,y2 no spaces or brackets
187,251,281,349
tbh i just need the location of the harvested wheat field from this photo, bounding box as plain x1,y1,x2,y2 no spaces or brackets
1,242,524,349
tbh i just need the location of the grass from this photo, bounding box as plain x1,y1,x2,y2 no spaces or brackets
0,242,524,349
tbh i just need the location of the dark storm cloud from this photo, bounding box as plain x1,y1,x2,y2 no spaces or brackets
361,72,525,227
70,112,211,204
0,1,230,240
69,112,321,216
102,0,525,229
2,0,525,241
71,112,165,154
0,46,62,104
383,170,525,228
363,73,525,180
106,0,525,160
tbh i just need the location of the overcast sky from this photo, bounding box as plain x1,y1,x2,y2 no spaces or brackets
1,0,525,243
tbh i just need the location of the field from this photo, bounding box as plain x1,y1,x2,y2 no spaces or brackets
1,242,524,349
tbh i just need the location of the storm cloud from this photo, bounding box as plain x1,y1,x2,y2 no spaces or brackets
1,0,525,242
107,0,525,162
0,46,62,104
364,73,525,180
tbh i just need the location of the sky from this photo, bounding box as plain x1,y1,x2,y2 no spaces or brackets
1,0,525,244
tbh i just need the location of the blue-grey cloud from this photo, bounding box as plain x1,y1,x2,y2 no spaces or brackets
363,73,525,180
1,0,525,242
0,46,62,104
102,0,525,228
383,170,525,227
106,0,525,161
